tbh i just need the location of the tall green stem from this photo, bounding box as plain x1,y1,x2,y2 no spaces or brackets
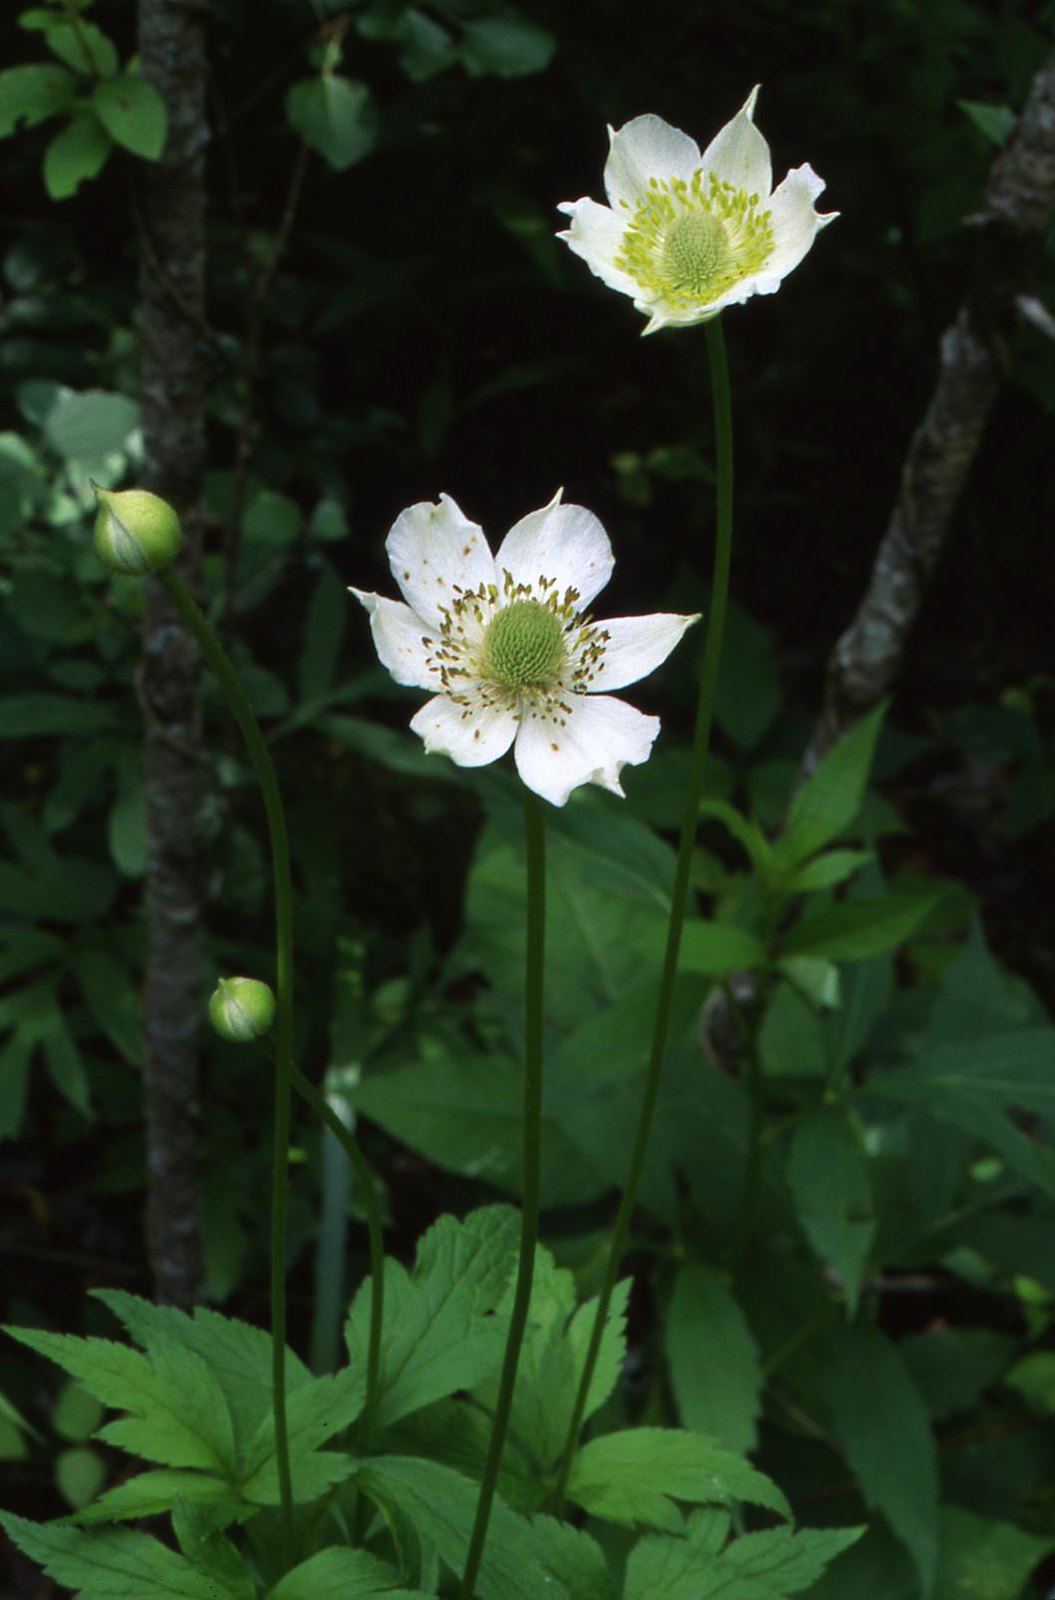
459,790,546,1600
158,568,297,1557
549,317,735,1510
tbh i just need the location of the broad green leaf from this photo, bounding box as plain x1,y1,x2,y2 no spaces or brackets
1004,1350,1055,1412
872,1029,1055,1193
959,100,1016,146
71,947,142,1065
902,1329,1015,1420
460,17,556,77
108,751,146,877
758,981,828,1079
7,1327,237,1475
357,1455,567,1600
23,14,120,77
269,1546,429,1598
56,1446,106,1510
774,703,886,871
353,1044,602,1208
637,917,767,976
934,1505,1054,1599
298,561,347,703
286,76,375,170
818,1323,938,1591
40,1001,91,1115
345,1207,517,1429
242,1364,364,1494
92,74,167,159
666,1263,763,1453
780,847,872,893
780,893,936,961
0,63,77,137
788,1106,875,1313
43,113,112,199
0,693,120,738
44,388,138,459
567,1428,790,1531
0,1513,242,1599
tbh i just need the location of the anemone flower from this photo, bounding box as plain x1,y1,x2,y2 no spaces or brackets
351,492,697,807
558,87,836,334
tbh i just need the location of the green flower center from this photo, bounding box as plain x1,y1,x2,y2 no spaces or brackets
480,599,566,689
615,168,774,313
660,212,732,296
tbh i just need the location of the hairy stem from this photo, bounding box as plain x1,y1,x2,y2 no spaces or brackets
549,317,735,1511
459,790,546,1600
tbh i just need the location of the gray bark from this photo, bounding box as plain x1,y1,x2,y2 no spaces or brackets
137,0,210,1306
802,45,1055,777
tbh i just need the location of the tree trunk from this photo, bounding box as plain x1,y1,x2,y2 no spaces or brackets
801,45,1055,777
137,0,210,1307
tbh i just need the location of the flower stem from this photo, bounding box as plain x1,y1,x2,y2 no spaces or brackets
290,1067,385,1453
548,316,735,1511
158,568,297,1559
459,789,546,1600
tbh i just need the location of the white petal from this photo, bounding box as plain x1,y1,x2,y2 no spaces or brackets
761,163,837,283
409,693,517,768
699,85,772,199
514,694,659,807
350,590,440,690
494,501,614,610
386,494,496,629
557,198,639,299
603,114,702,210
584,612,699,692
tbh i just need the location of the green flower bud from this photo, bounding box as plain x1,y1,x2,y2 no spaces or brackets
93,487,182,576
208,977,276,1044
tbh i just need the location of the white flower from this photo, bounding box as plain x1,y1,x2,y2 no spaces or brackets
557,87,837,334
351,492,697,807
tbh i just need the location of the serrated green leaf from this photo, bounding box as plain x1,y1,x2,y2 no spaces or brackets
286,76,375,170
43,113,112,199
242,1366,364,1499
666,1264,763,1453
44,388,138,459
567,1428,790,1531
0,1513,243,1599
780,893,936,961
788,1106,875,1313
775,703,886,871
8,1327,238,1475
624,1509,863,1599
698,798,772,870
818,1324,938,1591
92,73,166,159
0,63,77,137
345,1206,517,1429
357,1455,566,1600
73,1469,247,1529
527,1516,614,1600
934,1505,1054,1599
268,1546,429,1598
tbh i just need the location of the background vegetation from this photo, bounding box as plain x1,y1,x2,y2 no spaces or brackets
2,0,1055,1595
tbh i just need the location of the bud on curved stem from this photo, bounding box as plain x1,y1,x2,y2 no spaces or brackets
92,487,182,576
208,977,276,1043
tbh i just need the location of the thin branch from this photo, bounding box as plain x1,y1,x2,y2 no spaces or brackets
800,44,1055,778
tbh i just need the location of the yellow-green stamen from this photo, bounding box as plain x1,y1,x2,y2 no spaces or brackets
615,169,774,312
